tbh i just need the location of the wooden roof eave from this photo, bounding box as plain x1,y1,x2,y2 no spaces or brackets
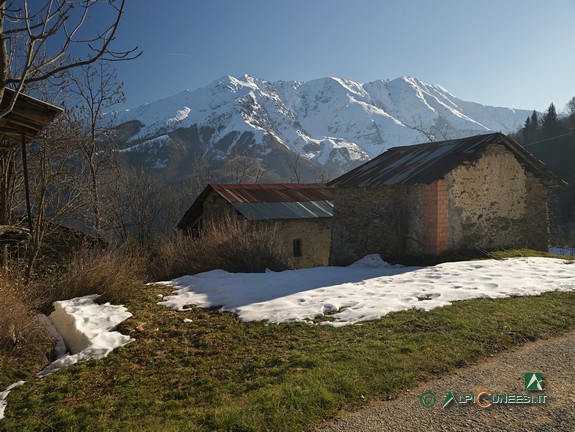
176,185,215,230
0,89,63,144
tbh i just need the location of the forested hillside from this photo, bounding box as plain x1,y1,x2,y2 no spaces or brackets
513,99,575,245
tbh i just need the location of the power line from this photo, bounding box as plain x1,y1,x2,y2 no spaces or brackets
522,130,575,147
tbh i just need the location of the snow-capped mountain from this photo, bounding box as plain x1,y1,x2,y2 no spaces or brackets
112,75,532,181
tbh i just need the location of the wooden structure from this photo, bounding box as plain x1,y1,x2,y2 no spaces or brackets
0,89,62,256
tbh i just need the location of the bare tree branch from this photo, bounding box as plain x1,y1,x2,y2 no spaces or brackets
0,0,141,119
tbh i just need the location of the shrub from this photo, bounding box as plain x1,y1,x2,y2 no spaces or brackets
33,247,146,311
149,215,291,280
0,276,53,359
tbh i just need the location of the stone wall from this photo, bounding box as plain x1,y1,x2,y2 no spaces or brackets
446,143,549,252
330,143,552,264
202,192,237,221
520,171,550,250
329,186,414,265
275,219,332,268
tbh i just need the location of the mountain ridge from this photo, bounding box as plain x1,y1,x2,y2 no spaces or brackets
111,74,533,182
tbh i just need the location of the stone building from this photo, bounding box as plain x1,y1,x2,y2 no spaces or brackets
177,183,333,268
328,133,566,265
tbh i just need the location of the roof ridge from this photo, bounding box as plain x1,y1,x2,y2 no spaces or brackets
327,133,564,188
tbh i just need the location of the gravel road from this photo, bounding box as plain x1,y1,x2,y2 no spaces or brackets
317,331,575,432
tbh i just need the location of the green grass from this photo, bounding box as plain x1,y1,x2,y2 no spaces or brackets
396,248,574,266
2,277,575,432
487,248,575,260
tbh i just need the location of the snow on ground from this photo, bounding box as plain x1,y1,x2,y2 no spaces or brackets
0,382,24,420
158,255,575,327
1,295,133,421
37,295,133,377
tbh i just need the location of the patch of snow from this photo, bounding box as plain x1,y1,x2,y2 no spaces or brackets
37,295,133,377
166,106,191,125
158,257,575,327
121,134,170,154
153,159,168,169
38,314,67,359
0,381,25,420
348,254,397,268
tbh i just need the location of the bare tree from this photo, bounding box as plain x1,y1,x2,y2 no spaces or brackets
66,61,124,240
190,154,215,191
411,121,451,142
223,153,267,183
288,152,303,183
314,165,331,184
0,0,139,119
0,1,138,270
24,115,83,276
566,96,575,118
109,167,174,247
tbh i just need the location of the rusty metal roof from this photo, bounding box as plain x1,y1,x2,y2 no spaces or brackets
327,133,567,188
210,183,334,203
177,183,334,230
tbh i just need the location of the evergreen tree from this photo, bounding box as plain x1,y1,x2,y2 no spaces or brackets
542,103,566,138
530,110,539,128
520,110,539,143
542,103,558,129
566,96,575,118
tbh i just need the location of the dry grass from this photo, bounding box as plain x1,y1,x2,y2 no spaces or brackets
32,247,147,313
0,276,53,360
0,247,145,384
150,216,291,280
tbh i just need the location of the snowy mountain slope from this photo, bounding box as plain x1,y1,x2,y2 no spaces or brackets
112,75,532,179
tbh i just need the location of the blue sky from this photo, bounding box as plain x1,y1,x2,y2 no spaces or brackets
111,0,574,113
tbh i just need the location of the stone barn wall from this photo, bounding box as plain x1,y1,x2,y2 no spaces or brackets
329,186,419,265
446,143,549,252
201,191,238,221
329,143,552,265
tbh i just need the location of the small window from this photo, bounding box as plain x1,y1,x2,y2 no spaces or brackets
293,239,303,257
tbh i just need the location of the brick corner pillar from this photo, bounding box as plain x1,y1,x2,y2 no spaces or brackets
421,179,450,255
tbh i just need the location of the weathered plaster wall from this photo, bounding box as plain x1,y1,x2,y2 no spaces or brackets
275,219,332,268
446,144,549,251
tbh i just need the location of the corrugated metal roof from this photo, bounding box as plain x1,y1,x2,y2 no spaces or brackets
210,183,334,203
232,200,334,220
327,133,567,188
177,183,334,230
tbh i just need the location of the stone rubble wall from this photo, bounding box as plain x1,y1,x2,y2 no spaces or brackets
330,143,551,265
